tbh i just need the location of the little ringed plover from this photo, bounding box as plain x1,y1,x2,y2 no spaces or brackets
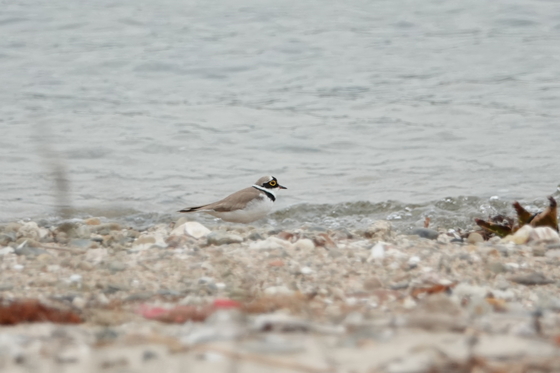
179,176,287,223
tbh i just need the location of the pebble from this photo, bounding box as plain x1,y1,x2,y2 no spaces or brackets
411,228,439,240
206,233,243,246
467,232,484,244
408,256,421,267
436,234,451,244
486,262,508,274
294,238,315,251
0,246,15,256
108,261,127,272
545,249,560,258
171,221,211,239
90,223,122,235
77,261,94,271
0,233,15,246
367,242,385,262
510,272,554,286
85,248,108,264
135,236,156,245
0,283,14,292
14,241,48,256
125,292,154,301
264,286,293,296
249,237,287,250
72,297,87,309
69,239,94,249
85,217,102,225
69,274,82,283
17,222,41,240
365,220,393,240
248,232,264,241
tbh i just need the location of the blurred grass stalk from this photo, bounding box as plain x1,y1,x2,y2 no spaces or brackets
36,123,72,219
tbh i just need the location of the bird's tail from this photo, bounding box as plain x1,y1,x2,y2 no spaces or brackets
178,205,205,213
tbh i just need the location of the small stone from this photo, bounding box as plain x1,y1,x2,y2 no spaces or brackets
402,296,417,309
363,277,383,290
364,220,393,241
467,232,484,244
77,261,94,271
510,272,554,286
268,259,285,267
85,248,108,264
198,276,215,285
37,228,50,240
0,284,14,291
56,222,79,237
55,231,69,244
76,225,91,239
207,233,243,246
408,256,421,268
533,246,546,257
125,292,154,301
411,228,439,240
35,253,53,263
300,266,314,275
104,283,129,293
72,297,87,309
69,274,82,283
171,221,211,239
0,247,15,256
5,222,22,232
69,239,94,249
312,233,337,250
107,261,127,272
85,217,102,225
17,222,41,240
264,286,293,296
14,241,48,256
90,223,122,235
545,249,560,258
0,233,15,246
249,237,286,250
248,232,263,241
132,235,156,251
487,261,508,274
436,234,451,244
47,264,61,272
367,242,385,262
294,239,315,251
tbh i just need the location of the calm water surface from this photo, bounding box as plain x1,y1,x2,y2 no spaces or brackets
1,0,560,231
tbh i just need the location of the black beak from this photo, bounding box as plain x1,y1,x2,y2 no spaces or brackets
278,184,287,189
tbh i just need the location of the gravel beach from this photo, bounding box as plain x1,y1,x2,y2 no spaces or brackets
2,217,560,372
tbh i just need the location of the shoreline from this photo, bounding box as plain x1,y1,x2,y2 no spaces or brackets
1,217,560,372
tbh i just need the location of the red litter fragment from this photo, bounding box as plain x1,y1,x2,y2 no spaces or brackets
0,299,82,325
213,298,241,309
137,305,169,319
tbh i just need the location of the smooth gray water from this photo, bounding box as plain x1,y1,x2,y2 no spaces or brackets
1,0,560,230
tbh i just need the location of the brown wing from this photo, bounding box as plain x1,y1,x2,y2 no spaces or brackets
179,187,262,213
206,187,263,212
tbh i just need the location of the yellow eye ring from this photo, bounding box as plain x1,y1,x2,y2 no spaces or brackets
269,180,277,186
